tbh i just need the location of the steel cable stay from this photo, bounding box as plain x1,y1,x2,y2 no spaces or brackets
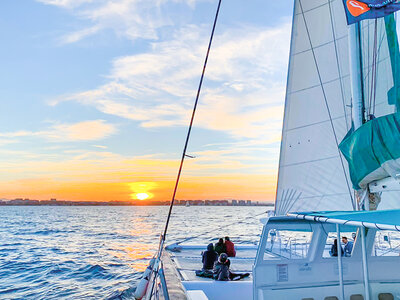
170,210,271,246
145,1,223,298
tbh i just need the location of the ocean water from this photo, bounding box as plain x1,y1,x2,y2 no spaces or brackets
0,206,268,299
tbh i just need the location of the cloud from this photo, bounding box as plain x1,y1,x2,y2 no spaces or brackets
37,0,94,9
37,0,210,44
60,25,101,44
51,22,291,140
0,120,116,142
92,144,107,149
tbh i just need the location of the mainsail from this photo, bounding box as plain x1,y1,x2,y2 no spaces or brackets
275,0,400,215
275,0,354,215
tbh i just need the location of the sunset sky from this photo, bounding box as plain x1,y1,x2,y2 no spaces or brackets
0,0,293,203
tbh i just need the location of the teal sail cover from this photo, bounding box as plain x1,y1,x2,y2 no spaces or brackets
339,113,400,189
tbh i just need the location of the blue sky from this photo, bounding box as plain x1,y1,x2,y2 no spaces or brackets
0,0,294,202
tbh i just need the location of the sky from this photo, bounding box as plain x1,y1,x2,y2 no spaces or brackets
0,0,294,203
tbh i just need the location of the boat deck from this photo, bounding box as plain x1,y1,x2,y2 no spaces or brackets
164,244,257,299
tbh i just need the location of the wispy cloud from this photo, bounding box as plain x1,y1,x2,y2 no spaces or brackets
37,0,94,9
0,120,116,142
38,0,209,44
50,22,290,140
60,25,101,44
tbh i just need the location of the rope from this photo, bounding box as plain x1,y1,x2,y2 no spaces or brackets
298,0,355,210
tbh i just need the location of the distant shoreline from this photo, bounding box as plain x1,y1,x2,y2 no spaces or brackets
0,199,274,207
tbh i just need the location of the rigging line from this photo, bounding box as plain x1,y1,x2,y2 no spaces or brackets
368,20,378,116
298,0,355,210
372,19,379,116
367,19,371,115
282,189,296,215
175,209,269,245
328,0,349,130
279,189,292,216
276,189,288,215
285,192,302,215
161,0,222,243
146,2,222,297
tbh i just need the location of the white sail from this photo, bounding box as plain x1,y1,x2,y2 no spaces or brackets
275,0,355,214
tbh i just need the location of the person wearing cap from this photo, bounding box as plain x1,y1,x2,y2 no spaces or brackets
213,253,230,281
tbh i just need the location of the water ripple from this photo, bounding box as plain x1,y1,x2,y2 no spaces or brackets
0,206,265,299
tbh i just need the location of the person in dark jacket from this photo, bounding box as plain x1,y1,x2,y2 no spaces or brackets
330,239,344,257
214,238,226,255
202,243,218,270
213,253,230,281
225,236,236,257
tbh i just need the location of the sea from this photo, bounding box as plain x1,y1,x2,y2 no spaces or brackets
0,206,268,299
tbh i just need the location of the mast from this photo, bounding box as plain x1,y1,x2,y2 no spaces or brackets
348,22,368,210
349,22,365,130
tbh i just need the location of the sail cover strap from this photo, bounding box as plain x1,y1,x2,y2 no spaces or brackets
343,0,400,24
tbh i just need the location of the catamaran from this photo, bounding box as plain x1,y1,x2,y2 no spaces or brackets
134,0,400,299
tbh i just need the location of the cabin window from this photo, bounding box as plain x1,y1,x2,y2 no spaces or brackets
372,231,400,257
378,293,394,300
322,231,356,258
264,229,312,260
324,297,338,300
350,294,364,300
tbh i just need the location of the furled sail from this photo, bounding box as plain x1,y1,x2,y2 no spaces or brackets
339,13,400,205
275,0,355,215
340,113,400,190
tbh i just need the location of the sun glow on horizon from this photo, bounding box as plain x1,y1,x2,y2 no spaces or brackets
136,193,149,200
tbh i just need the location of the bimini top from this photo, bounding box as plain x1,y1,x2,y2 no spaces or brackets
287,209,400,232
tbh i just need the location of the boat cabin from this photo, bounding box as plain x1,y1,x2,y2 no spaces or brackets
254,210,400,300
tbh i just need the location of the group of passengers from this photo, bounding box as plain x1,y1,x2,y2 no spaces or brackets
201,236,240,281
330,236,354,257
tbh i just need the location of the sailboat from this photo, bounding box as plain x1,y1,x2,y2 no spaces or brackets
134,0,400,299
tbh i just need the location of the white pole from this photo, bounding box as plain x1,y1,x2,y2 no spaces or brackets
349,23,364,130
336,224,345,300
360,227,371,300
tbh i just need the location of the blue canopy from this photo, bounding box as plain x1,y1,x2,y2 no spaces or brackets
287,209,400,231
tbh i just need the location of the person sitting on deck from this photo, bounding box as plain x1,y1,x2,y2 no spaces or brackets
225,236,236,257
202,243,218,271
214,238,226,255
342,236,354,257
330,239,344,257
213,253,230,281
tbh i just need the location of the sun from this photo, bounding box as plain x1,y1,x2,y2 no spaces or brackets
136,193,149,201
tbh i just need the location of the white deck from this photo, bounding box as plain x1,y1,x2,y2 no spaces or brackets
166,244,257,299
